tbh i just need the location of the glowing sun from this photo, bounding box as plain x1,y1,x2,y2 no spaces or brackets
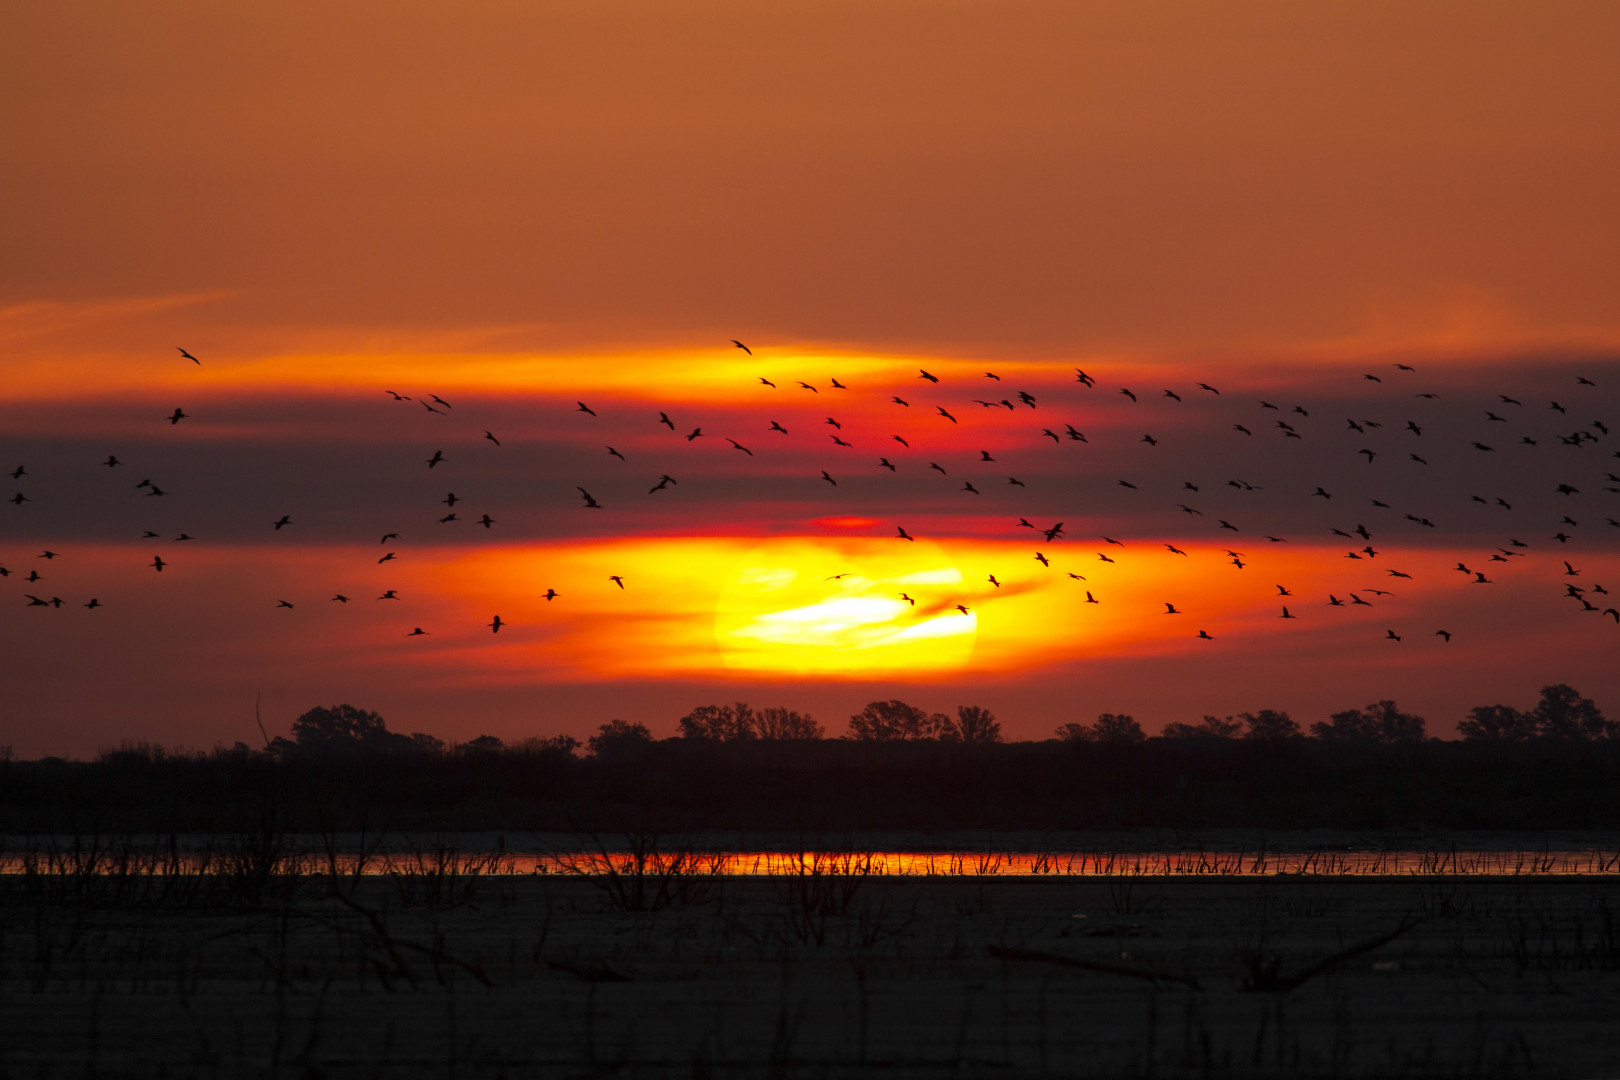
715,536,977,677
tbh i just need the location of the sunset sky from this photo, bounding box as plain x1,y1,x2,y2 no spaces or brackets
4,1,1619,755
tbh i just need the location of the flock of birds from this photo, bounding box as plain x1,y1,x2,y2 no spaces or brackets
6,341,1620,651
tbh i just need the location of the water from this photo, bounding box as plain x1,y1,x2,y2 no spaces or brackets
5,844,1619,877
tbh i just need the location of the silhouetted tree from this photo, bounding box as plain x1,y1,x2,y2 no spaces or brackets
1239,710,1299,741
1311,700,1426,743
678,703,757,740
944,705,1003,744
1055,714,1145,743
1093,713,1146,743
511,735,581,757
408,732,447,754
753,706,824,740
459,734,505,754
587,719,654,757
846,700,950,740
1457,703,1536,742
1530,684,1614,740
290,704,391,751
1162,715,1243,740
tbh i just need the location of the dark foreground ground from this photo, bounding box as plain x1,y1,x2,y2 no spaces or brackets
3,871,1618,1078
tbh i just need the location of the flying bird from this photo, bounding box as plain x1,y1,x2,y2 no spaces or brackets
577,402,597,416
578,488,602,508
177,348,200,364
167,408,188,424
426,450,445,468
489,615,505,633
732,340,752,355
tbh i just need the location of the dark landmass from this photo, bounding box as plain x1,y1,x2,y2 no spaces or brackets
5,735,1619,835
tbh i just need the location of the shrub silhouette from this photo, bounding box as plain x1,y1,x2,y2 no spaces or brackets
1311,701,1426,743
847,700,950,740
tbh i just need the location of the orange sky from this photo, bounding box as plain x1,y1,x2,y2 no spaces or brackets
3,2,1619,753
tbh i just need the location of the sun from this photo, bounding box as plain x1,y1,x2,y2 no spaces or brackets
714,536,977,677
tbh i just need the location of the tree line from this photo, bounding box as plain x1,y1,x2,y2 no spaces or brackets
75,682,1602,765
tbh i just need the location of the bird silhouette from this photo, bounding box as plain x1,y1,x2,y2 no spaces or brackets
896,526,914,541
732,340,752,355
426,450,445,468
167,408,188,424
177,347,200,364
578,488,602,508
609,575,625,589
577,402,597,416
489,615,505,633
